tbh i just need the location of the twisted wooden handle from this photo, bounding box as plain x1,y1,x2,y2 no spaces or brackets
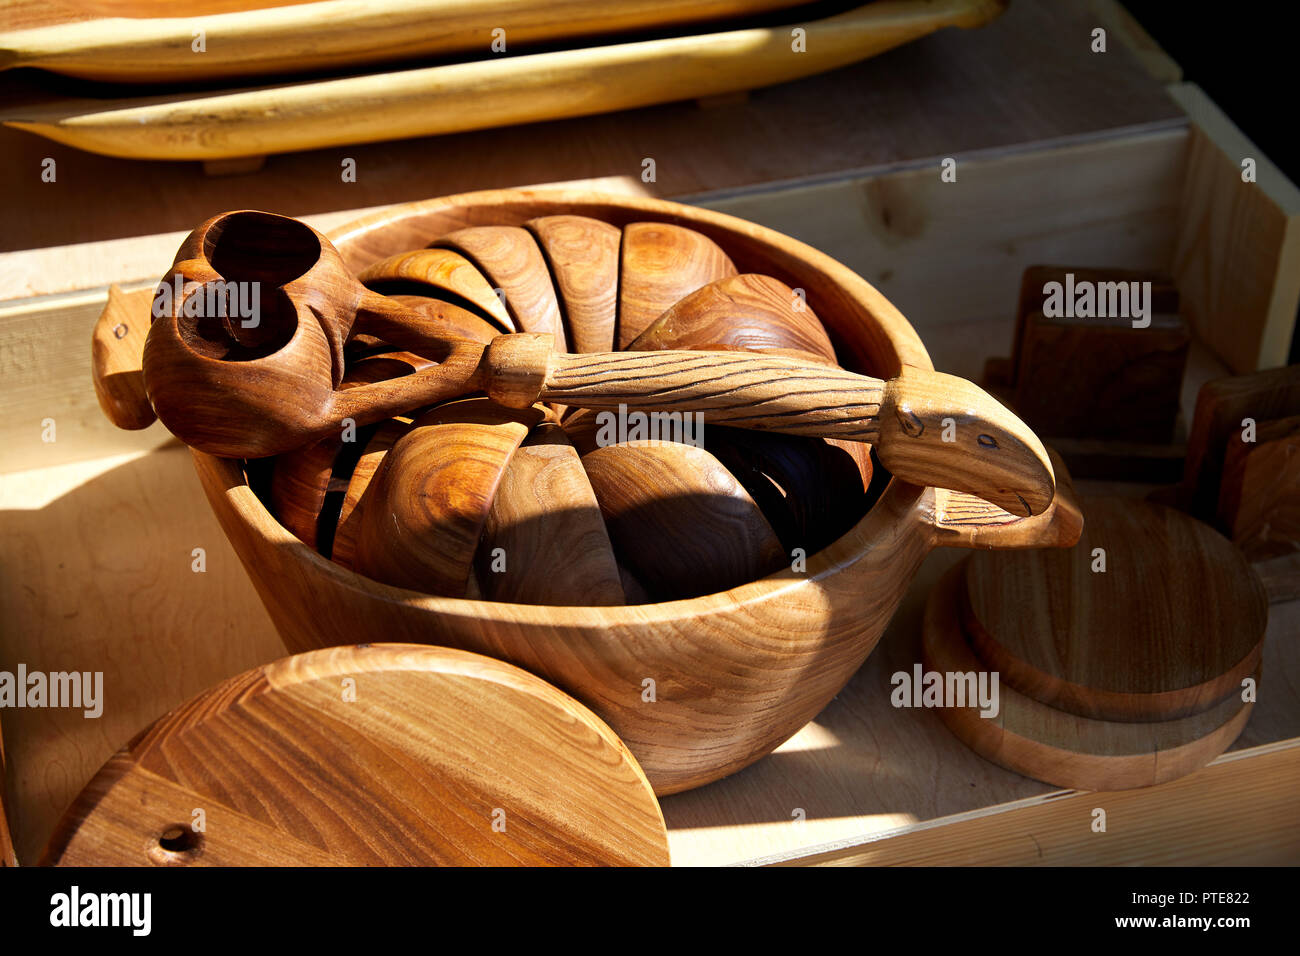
483,335,1055,516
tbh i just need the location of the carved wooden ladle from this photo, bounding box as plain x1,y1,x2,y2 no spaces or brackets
141,210,1056,516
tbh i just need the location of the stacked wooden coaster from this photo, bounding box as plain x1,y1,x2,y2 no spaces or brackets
924,496,1267,790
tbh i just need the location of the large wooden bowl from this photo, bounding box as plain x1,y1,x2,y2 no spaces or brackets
193,189,1081,795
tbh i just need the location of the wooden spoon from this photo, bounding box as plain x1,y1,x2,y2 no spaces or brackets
349,398,545,597
525,215,622,354
430,226,566,349
582,441,786,600
143,209,489,458
270,348,434,549
627,273,836,361
617,222,737,348
142,212,1055,515
478,423,624,606
358,249,514,332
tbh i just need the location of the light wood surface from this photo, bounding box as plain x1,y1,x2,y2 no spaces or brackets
0,0,1190,304
770,740,1300,866
963,497,1267,722
926,562,1255,792
0,0,808,83
1,0,1009,161
41,643,670,866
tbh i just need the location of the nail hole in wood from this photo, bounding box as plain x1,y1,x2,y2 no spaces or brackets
148,824,203,865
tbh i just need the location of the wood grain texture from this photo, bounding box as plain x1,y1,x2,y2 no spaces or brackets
772,741,1300,866
142,210,489,459
431,227,565,348
1009,265,1180,390
0,717,14,866
185,191,1080,795
963,497,1266,722
626,273,837,361
358,249,515,332
525,215,622,354
926,562,1255,791
1012,309,1189,443
698,426,872,556
582,441,786,602
350,399,542,598
478,424,624,606
4,453,1292,865
1169,83,1300,374
269,352,431,551
1,0,1010,160
41,644,670,866
90,285,156,431
0,0,807,82
269,434,342,551
1180,364,1300,522
1217,415,1300,560
929,447,1083,551
617,222,738,348
537,351,1055,515
328,418,410,570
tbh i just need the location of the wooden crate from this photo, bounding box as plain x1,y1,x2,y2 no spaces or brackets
1,0,1297,866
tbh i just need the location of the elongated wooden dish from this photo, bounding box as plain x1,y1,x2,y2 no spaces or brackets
1,0,1008,161
0,0,806,83
184,189,1079,795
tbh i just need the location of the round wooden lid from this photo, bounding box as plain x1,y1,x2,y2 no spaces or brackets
41,644,670,866
963,497,1266,721
925,563,1254,791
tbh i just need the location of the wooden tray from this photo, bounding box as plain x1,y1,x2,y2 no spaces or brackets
0,0,807,83
0,0,1007,160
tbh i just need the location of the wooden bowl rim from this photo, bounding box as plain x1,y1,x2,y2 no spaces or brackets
202,188,937,622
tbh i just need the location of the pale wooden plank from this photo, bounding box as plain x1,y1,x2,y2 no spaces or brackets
1169,82,1300,373
697,129,1189,339
0,447,285,864
762,741,1300,866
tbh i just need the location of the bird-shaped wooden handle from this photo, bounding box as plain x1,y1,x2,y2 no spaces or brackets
481,334,1055,516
